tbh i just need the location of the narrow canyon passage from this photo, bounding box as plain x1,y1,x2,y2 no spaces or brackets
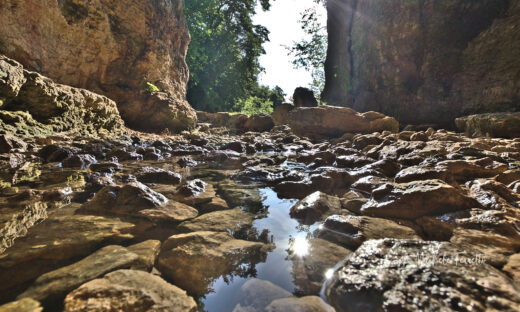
0,0,519,311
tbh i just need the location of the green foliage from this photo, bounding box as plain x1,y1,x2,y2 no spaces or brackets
250,85,286,108
287,2,327,100
185,0,275,112
236,96,274,115
144,82,159,93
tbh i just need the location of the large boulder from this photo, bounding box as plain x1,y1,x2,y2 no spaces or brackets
157,231,271,296
63,270,197,312
317,215,420,248
293,87,318,108
271,103,294,126
0,215,134,302
243,114,274,132
322,0,520,128
0,56,124,136
79,182,198,223
196,111,274,133
16,245,141,307
0,298,42,312
360,180,481,219
325,239,520,312
0,0,196,132
287,106,399,139
455,112,520,138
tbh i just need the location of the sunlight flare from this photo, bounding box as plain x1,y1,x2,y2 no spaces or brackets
292,237,310,257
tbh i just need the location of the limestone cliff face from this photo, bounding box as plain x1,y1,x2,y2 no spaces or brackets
323,0,520,128
0,0,196,132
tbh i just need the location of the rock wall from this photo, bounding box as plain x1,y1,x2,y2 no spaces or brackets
0,0,196,132
322,0,520,128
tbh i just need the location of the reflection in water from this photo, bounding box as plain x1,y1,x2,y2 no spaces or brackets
199,186,345,312
201,188,314,311
291,237,310,257
325,268,334,280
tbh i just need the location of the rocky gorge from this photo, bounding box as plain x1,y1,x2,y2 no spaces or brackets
0,0,519,311
0,111,519,311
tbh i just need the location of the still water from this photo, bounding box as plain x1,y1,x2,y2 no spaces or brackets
200,188,322,312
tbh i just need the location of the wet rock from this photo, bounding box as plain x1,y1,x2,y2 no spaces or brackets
198,196,230,213
177,157,197,168
361,180,481,219
335,155,374,168
61,154,97,169
325,239,520,312
504,253,520,282
436,158,508,182
317,215,420,248
290,238,351,295
143,151,163,161
340,191,368,214
108,149,143,162
266,296,335,312
454,209,520,239
157,231,271,296
350,175,390,193
311,167,354,191
409,131,429,142
273,180,311,199
243,114,274,132
38,145,74,163
126,240,161,272
17,245,141,306
220,141,245,153
172,144,205,156
467,179,520,210
172,179,216,206
135,166,182,185
289,191,342,225
0,298,42,312
217,181,264,212
0,135,26,153
497,169,520,185
377,140,427,160
287,106,398,139
63,270,197,312
352,134,383,150
395,165,448,183
415,216,455,241
361,159,401,178
450,228,520,267
297,151,336,165
0,215,134,300
80,182,198,223
178,208,255,234
89,161,121,174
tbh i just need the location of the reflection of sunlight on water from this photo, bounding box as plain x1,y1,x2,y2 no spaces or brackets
292,237,310,257
325,268,334,280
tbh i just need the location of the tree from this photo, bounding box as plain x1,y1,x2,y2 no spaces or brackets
287,1,327,101
185,0,274,112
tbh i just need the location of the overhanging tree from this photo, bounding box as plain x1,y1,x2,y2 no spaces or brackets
185,0,281,113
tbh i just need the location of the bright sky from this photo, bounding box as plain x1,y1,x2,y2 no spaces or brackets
253,0,326,99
